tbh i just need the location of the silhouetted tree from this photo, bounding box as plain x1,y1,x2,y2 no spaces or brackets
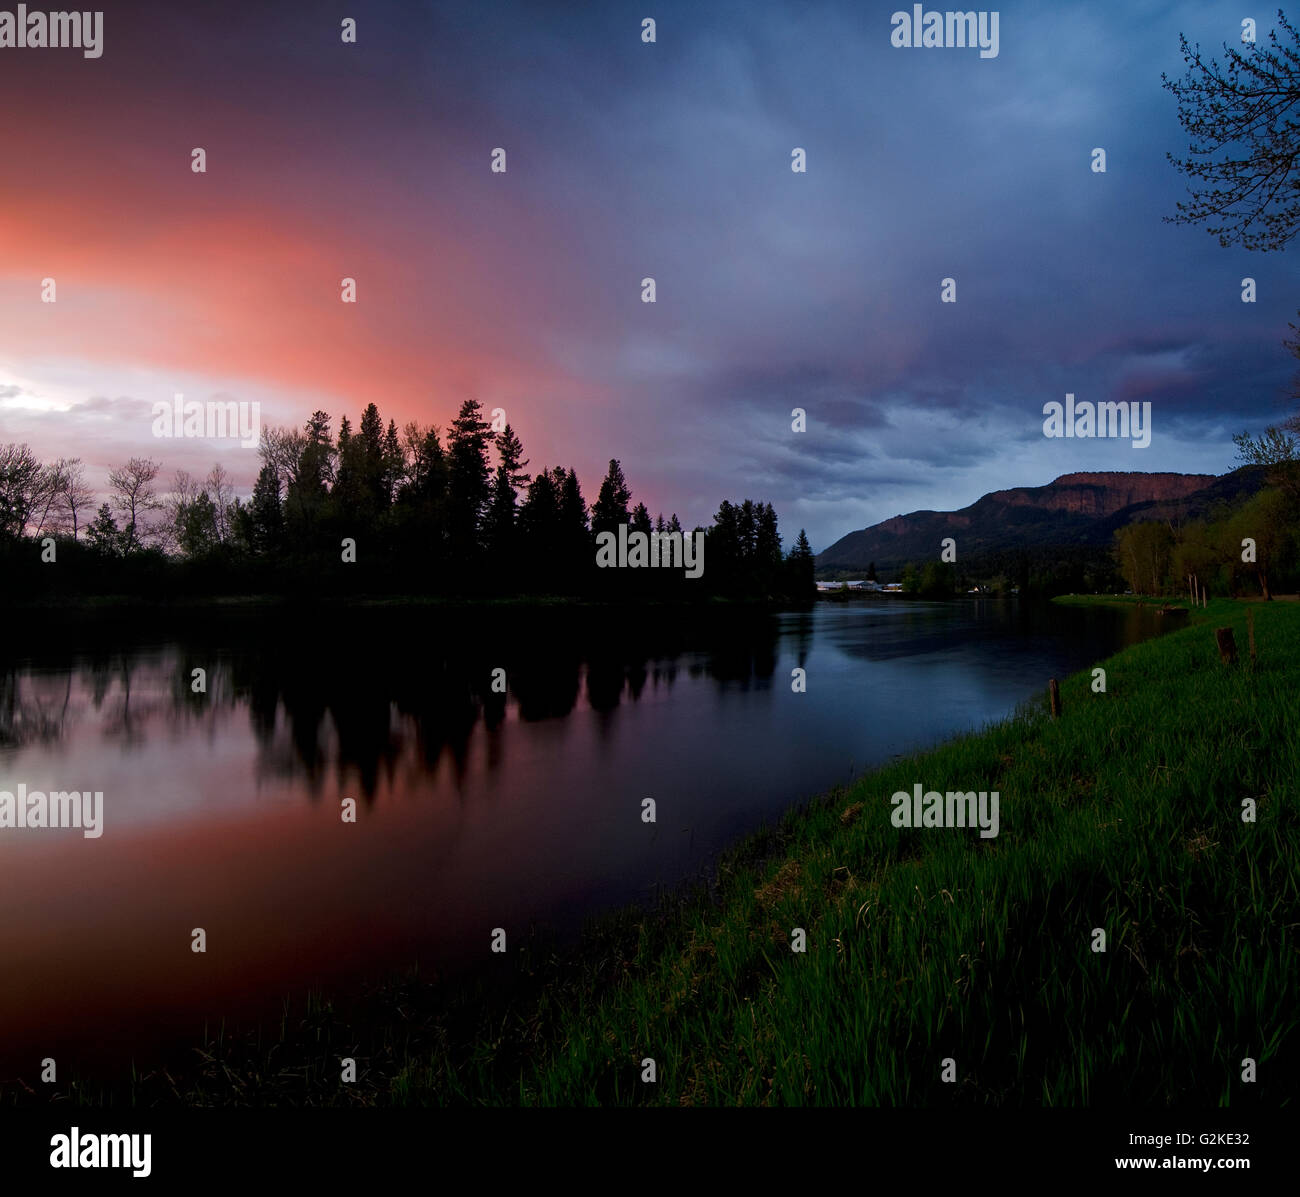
86,503,121,556
736,500,757,564
357,403,387,512
107,457,163,553
556,466,591,584
484,424,530,565
0,443,46,542
786,528,815,596
382,420,404,505
57,458,94,540
1164,11,1300,250
519,467,560,587
590,459,632,538
279,411,332,539
755,502,783,585
177,491,219,557
446,399,495,562
242,463,284,554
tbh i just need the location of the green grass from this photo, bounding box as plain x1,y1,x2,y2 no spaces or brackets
14,600,1299,1107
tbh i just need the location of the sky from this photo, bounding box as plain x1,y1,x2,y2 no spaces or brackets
0,0,1297,552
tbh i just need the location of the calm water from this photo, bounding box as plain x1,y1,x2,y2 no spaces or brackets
0,598,1166,1076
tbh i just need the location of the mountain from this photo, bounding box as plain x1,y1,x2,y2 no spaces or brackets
817,468,1267,574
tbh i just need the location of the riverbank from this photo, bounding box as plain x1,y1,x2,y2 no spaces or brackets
1053,592,1298,610
9,599,1296,1107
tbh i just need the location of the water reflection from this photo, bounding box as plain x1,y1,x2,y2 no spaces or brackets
0,600,1164,812
0,599,1168,1077
0,609,792,806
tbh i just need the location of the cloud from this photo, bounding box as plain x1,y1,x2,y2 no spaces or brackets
0,0,1294,551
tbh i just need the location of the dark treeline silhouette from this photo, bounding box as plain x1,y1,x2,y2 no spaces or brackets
820,548,1126,599
0,402,814,603
895,547,1126,598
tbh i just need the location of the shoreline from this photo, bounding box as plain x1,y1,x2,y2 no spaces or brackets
6,596,1296,1106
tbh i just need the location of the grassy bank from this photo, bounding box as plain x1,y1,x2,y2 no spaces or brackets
1054,592,1297,611
1052,593,1177,610
17,600,1299,1107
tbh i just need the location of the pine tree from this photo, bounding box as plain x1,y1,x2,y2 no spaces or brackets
86,503,121,556
736,499,757,561
382,419,404,505
248,463,284,554
496,425,530,492
279,412,331,540
331,413,366,523
558,468,588,536
484,425,531,565
519,467,560,588
304,410,335,487
393,422,449,572
786,528,815,597
446,399,495,561
708,500,741,593
590,459,632,537
358,403,387,509
755,502,782,566
556,466,591,586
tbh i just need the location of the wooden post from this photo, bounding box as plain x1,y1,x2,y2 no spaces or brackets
1215,627,1238,665
1247,608,1257,664
1048,677,1062,718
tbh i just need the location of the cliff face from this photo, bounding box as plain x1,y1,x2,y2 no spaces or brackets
987,473,1216,518
817,469,1256,571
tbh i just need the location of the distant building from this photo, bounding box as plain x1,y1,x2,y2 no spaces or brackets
815,578,885,592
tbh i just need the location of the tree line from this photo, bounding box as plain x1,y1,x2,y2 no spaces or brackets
0,399,815,601
1116,460,1297,602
